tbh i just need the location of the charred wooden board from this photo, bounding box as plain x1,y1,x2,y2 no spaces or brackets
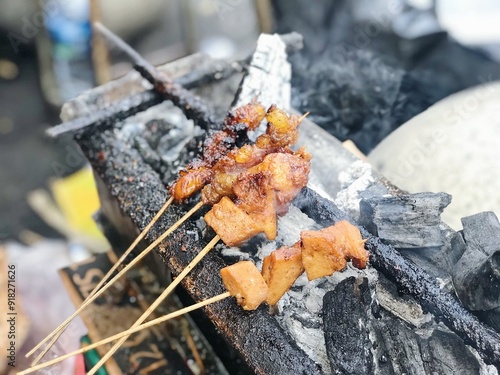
78,131,324,375
59,252,191,374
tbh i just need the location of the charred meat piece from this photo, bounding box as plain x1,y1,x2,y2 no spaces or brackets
204,148,311,245
264,104,303,147
224,100,267,132
233,171,278,241
170,102,308,203
262,243,304,305
169,101,266,202
201,144,287,206
204,197,262,246
247,150,311,215
220,261,269,310
170,166,213,202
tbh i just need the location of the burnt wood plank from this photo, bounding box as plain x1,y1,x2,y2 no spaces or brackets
78,131,324,375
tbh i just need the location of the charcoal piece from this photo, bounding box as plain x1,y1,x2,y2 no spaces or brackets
370,317,481,375
294,187,500,367
449,231,466,267
452,212,500,311
359,192,451,249
323,276,482,375
476,306,500,334
233,33,291,110
323,277,374,375
273,0,500,154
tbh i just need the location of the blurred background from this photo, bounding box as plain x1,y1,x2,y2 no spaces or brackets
1,0,500,373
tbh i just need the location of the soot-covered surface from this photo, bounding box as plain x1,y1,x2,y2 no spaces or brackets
78,129,324,375
272,0,500,153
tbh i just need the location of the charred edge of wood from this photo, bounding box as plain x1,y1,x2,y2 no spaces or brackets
49,32,303,138
293,187,500,367
134,64,219,131
78,131,324,375
49,90,163,138
48,59,242,138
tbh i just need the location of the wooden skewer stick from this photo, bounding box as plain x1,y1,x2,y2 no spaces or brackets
26,200,202,359
18,292,231,375
93,22,157,78
29,197,174,364
87,234,221,375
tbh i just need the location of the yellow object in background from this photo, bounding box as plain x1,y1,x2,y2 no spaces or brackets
50,167,105,240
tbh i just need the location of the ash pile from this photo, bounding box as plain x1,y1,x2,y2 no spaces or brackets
62,14,500,375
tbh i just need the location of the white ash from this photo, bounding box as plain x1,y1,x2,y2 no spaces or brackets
113,101,203,163
115,121,145,140
334,160,376,220
184,230,199,243
220,247,251,261
195,217,207,233
254,205,319,268
375,282,432,328
157,121,203,163
233,34,291,111
233,33,292,143
306,179,334,201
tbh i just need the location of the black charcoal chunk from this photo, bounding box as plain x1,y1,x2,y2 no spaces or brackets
322,276,481,375
370,319,481,375
323,277,374,375
273,0,500,154
452,212,500,311
449,231,467,267
476,306,500,334
359,192,451,249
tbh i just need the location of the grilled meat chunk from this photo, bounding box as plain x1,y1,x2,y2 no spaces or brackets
204,197,262,246
262,243,304,305
220,261,269,310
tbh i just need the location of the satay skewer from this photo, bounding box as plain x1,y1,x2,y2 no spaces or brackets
32,102,303,362
87,235,221,375
17,292,231,375
26,201,202,360
21,221,370,374
29,197,174,365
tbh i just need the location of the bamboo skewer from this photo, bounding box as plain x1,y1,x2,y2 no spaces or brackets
94,22,217,130
87,235,221,375
26,200,202,359
18,292,231,375
94,22,157,78
28,197,174,364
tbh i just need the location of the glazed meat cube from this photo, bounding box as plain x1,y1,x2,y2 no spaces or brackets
323,221,369,269
220,261,269,310
204,197,262,246
301,229,347,280
262,243,304,305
